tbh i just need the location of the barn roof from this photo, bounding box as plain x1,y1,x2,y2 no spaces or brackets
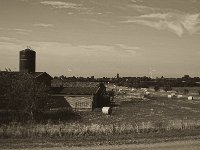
30,72,52,79
51,86,98,95
51,80,100,88
0,71,52,79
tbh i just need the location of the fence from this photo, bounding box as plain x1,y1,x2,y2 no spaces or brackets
64,96,93,111
74,101,92,111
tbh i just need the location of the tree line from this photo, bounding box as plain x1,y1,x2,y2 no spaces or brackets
53,75,200,90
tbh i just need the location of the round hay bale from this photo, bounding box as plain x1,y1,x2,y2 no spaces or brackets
168,94,176,98
171,93,176,96
188,96,193,100
168,95,172,98
177,95,183,98
145,92,150,95
102,107,112,115
131,88,135,91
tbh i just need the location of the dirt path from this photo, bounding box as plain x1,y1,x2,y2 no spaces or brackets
2,139,200,150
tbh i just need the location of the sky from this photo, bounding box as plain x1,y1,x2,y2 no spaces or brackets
0,0,200,78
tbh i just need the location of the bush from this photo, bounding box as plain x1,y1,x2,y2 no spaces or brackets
154,86,160,91
163,85,172,91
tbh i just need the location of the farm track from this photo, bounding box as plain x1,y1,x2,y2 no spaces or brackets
1,137,200,150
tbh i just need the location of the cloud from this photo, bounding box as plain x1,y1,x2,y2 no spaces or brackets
181,14,200,34
116,44,140,50
0,28,32,35
122,3,200,37
131,0,143,3
123,12,200,37
0,36,139,62
33,23,54,28
20,0,29,1
128,4,156,13
81,18,112,26
79,44,139,55
0,37,18,42
114,44,140,54
13,28,32,35
40,0,94,15
40,1,82,9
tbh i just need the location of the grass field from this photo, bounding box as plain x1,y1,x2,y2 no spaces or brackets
1,86,200,147
172,87,200,95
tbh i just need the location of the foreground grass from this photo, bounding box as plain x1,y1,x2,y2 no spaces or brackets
1,119,200,139
1,120,200,149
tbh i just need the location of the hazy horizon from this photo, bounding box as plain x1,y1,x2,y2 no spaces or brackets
0,0,200,78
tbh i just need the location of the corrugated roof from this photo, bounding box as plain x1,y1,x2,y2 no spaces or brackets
51,86,98,95
63,82,99,87
51,80,100,88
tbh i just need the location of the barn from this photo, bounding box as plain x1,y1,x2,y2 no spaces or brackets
0,71,52,87
51,82,111,111
30,72,52,87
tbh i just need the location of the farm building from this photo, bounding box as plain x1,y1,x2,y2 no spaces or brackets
19,48,52,86
51,82,111,111
30,72,52,87
0,48,52,87
0,48,52,110
0,71,52,87
0,71,52,112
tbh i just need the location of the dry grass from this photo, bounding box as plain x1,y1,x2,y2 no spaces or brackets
1,119,200,139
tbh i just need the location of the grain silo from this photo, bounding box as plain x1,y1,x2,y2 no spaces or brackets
19,48,36,73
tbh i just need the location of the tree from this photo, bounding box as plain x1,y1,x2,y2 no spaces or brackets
154,85,160,91
0,72,50,120
163,85,172,91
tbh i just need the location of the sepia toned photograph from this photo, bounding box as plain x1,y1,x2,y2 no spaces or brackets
0,0,200,149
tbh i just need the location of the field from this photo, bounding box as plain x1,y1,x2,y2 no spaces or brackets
1,86,200,148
